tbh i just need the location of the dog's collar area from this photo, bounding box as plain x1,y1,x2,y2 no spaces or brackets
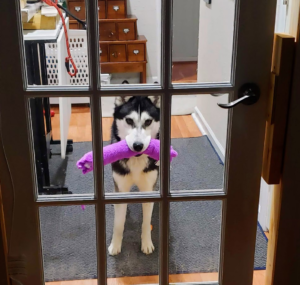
135,154,142,157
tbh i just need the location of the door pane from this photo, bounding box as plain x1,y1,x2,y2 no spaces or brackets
169,201,222,284
20,1,90,87
28,97,94,196
170,94,229,192
101,95,161,195
99,0,162,85
106,203,159,284
172,0,235,84
40,205,97,283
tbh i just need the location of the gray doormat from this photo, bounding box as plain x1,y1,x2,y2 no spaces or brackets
41,136,268,282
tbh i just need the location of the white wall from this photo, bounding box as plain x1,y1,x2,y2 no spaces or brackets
195,95,228,156
194,0,234,160
110,0,161,84
172,0,200,61
197,0,235,83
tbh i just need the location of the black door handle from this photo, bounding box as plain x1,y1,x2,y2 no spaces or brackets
212,83,260,109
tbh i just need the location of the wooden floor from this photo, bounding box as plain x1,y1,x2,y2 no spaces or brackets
172,61,198,83
48,107,267,285
47,271,266,285
51,106,202,142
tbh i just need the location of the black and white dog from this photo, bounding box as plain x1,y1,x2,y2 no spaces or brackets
108,95,160,255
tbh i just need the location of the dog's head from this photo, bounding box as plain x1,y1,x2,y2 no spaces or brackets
113,96,160,152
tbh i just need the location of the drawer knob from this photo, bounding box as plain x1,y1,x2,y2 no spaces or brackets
112,52,118,58
108,31,114,37
98,7,100,10
100,49,102,55
133,50,140,55
75,6,81,12
113,5,120,11
123,28,130,34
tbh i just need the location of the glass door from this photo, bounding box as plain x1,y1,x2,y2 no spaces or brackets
0,0,276,285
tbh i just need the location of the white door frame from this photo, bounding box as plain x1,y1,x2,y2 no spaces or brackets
0,0,277,285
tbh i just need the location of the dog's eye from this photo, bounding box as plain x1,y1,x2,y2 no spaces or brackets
145,119,153,127
126,118,134,125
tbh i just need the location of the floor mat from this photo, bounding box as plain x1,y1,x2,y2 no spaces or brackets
41,136,267,281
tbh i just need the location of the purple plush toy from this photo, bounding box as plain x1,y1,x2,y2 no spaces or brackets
76,139,178,174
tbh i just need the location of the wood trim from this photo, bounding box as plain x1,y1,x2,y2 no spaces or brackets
266,21,300,285
262,34,295,184
0,186,9,285
286,0,300,41
265,183,281,285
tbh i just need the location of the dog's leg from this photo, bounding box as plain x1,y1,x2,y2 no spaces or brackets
108,203,127,256
141,202,155,254
108,173,132,256
137,171,158,254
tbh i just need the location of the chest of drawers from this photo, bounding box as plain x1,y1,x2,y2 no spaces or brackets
67,0,147,83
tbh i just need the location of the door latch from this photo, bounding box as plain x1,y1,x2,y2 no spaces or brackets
212,83,260,109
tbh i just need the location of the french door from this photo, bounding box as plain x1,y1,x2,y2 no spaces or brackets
0,0,276,285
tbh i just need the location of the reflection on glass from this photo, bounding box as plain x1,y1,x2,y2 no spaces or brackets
102,96,161,194
40,205,97,282
170,94,228,192
106,203,159,283
29,97,94,196
172,0,235,83
169,201,222,284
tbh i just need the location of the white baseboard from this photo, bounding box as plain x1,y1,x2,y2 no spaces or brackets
192,106,225,162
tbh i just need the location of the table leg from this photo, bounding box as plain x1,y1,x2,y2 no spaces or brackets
140,63,147,83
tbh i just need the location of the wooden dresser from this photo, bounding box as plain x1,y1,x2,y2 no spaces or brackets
67,0,147,83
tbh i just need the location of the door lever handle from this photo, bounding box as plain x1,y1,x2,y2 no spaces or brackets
212,83,260,109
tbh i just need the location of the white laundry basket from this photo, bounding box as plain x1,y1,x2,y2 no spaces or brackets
46,26,111,104
45,27,111,86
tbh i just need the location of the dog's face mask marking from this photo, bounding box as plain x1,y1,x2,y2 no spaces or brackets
114,96,160,152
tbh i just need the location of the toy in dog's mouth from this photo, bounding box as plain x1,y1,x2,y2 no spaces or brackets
126,135,151,156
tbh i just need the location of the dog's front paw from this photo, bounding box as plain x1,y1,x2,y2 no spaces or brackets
141,238,155,255
108,239,122,256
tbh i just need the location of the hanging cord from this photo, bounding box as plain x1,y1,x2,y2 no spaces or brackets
43,0,78,77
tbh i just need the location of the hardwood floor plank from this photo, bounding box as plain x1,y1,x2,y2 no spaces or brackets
175,116,191,138
171,116,183,138
183,115,202,137
46,271,265,285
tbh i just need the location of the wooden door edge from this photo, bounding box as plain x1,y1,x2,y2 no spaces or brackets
0,185,10,285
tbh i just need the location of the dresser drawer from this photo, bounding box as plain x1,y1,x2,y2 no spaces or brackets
69,1,86,20
107,1,126,19
118,22,136,41
127,44,145,62
109,45,126,62
99,23,117,41
100,44,108,62
98,1,106,19
69,21,79,29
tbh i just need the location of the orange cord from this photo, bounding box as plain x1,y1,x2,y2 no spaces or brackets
43,0,78,77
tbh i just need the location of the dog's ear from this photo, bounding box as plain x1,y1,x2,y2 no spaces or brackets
115,96,132,106
148,96,161,108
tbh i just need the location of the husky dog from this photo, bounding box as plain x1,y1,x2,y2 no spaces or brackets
108,95,160,255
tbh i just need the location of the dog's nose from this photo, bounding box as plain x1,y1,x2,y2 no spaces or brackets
133,142,144,152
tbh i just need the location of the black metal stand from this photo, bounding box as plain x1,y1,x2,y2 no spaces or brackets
26,41,73,195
